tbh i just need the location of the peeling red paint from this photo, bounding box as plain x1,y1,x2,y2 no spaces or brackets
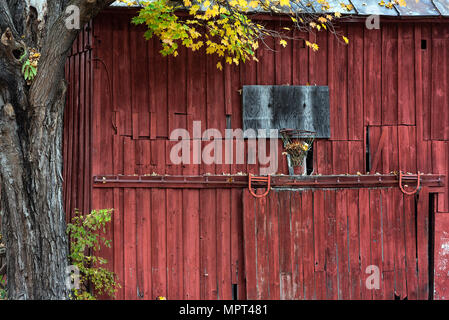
434,213,449,300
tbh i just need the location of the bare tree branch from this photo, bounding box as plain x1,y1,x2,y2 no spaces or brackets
0,1,19,37
29,0,115,108
5,0,28,36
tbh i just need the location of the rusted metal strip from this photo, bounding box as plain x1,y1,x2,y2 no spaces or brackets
248,174,271,198
399,171,422,195
93,174,445,189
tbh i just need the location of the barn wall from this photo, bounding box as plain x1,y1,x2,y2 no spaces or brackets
63,10,449,300
90,12,449,197
242,187,431,300
64,23,93,223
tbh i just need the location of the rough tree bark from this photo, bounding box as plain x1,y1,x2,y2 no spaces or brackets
0,0,114,300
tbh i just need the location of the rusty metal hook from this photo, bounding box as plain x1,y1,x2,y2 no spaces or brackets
248,174,271,198
399,171,421,195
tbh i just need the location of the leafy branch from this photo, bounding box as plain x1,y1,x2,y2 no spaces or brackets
119,0,406,69
67,209,121,300
20,48,40,84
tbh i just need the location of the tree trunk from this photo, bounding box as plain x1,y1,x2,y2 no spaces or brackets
0,84,68,299
0,0,114,300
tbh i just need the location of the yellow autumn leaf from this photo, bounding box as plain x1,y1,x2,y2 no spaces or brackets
249,1,259,8
238,0,248,7
318,17,327,23
342,36,349,44
279,39,287,47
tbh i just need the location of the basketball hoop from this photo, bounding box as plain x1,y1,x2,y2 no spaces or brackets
280,129,315,169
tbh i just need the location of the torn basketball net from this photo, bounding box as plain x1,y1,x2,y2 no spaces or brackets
280,129,315,168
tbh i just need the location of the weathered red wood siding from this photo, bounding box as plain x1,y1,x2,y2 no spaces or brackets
64,23,93,224
243,188,431,300
63,9,449,300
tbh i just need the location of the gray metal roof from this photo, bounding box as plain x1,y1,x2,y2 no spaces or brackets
111,0,449,17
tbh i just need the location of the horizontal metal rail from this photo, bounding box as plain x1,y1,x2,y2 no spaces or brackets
93,174,445,190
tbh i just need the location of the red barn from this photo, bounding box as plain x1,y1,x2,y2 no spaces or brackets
63,1,449,300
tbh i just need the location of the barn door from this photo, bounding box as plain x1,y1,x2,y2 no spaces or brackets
242,188,431,300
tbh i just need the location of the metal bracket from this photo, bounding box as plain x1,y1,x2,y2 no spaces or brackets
248,174,271,198
399,171,422,195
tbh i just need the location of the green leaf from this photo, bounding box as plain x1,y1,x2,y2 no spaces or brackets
24,67,30,80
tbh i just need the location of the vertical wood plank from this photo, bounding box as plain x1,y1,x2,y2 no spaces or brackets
348,141,364,174
398,126,417,173
431,27,448,140
71,53,80,213
347,24,364,141
200,189,218,299
359,188,372,300
149,38,168,138
78,50,86,215
302,190,315,300
255,195,269,299
332,141,349,174
217,189,232,300
183,189,200,299
398,24,416,125
316,140,333,175
421,24,432,141
328,26,348,141
433,212,449,300
112,135,124,299
267,191,280,299
112,16,131,136
232,188,246,300
403,191,418,300
186,49,207,175
324,190,337,300
142,187,152,299
432,141,448,212
243,190,257,300
123,137,137,299
292,30,309,85
314,189,325,272
310,31,327,86
364,29,382,125
369,189,383,300
381,188,394,300
130,25,150,138
257,33,275,86
392,189,407,299
278,191,293,300
166,189,184,299
290,191,303,300
151,188,167,298
275,34,293,85
417,187,429,300
348,189,361,299
336,190,350,299
381,24,398,126
135,187,144,299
